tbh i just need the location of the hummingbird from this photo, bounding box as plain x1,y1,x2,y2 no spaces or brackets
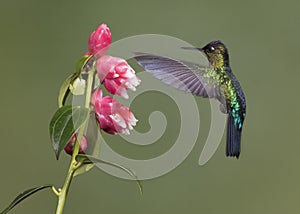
133,40,246,158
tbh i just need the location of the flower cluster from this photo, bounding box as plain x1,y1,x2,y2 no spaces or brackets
88,24,140,135
64,24,140,155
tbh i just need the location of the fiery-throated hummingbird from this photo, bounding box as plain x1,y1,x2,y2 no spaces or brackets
134,40,246,158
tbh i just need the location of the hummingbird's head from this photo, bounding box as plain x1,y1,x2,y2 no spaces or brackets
200,40,229,69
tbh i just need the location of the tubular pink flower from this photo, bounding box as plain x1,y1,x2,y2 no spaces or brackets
64,133,88,155
88,24,112,56
91,89,138,135
96,55,141,99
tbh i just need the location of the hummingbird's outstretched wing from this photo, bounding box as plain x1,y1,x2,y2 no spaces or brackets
133,52,222,100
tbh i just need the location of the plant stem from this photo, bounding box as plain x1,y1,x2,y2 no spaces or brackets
55,68,94,214
55,165,75,214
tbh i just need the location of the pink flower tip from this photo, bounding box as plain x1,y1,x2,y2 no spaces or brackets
91,89,138,135
64,133,88,155
82,51,92,57
88,24,112,56
96,56,141,99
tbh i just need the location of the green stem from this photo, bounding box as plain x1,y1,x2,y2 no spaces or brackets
55,165,76,214
55,68,95,214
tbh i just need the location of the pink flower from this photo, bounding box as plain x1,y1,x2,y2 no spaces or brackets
88,24,112,56
96,56,141,99
91,89,138,135
64,133,88,155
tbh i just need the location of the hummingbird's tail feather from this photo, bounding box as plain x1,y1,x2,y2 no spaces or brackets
226,112,241,158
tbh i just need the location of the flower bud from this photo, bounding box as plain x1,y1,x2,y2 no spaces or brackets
64,133,88,155
88,24,112,56
69,78,86,95
96,56,141,99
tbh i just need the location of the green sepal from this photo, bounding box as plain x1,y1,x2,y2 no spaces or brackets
58,55,93,107
75,55,93,74
76,154,143,194
58,73,79,107
0,185,53,214
49,106,89,159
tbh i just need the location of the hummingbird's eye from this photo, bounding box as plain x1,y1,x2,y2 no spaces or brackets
210,46,215,51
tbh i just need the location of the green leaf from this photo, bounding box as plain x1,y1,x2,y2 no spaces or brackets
58,73,79,107
50,106,89,159
75,55,93,74
76,154,143,194
0,185,53,214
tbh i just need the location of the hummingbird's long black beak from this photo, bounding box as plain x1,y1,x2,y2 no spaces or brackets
181,47,203,52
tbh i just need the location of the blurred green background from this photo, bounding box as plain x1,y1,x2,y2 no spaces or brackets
1,0,299,213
